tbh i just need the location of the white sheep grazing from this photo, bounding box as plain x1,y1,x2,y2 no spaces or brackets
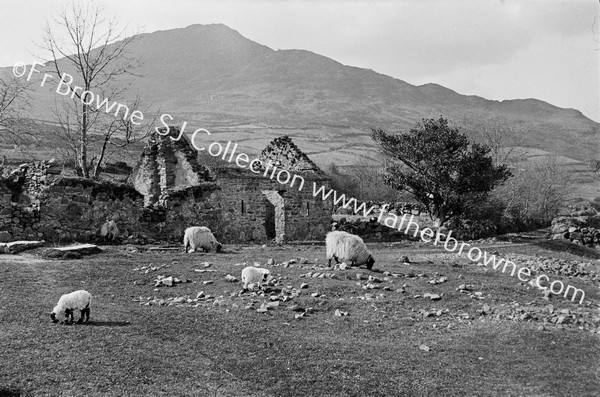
50,290,92,324
100,220,119,241
183,226,223,253
241,266,271,290
326,230,375,270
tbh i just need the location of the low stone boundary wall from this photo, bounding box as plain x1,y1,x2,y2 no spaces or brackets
551,212,600,249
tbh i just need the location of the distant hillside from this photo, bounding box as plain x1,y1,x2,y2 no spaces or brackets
2,23,599,168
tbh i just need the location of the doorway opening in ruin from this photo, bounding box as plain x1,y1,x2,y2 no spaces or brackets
262,190,285,242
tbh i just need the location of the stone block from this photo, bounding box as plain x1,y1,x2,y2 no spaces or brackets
0,231,11,242
0,240,44,254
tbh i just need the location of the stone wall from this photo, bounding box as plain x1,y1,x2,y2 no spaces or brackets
126,130,333,244
0,161,147,243
215,169,332,243
334,200,501,241
0,201,41,242
146,183,222,243
258,135,324,174
0,132,335,245
551,211,600,249
0,160,59,242
129,127,214,206
37,178,145,243
331,217,413,242
334,201,427,216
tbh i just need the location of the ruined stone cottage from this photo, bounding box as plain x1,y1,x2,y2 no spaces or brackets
128,128,333,243
0,129,332,244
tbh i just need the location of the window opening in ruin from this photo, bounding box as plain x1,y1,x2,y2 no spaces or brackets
241,200,245,215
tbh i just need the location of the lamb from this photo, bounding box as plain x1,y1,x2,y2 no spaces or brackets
183,226,223,253
326,230,375,270
50,290,92,324
241,266,271,290
100,219,119,241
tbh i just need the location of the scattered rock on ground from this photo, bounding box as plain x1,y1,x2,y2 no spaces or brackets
334,309,349,317
423,293,442,301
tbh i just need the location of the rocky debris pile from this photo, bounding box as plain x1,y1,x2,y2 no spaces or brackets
455,284,486,300
551,211,600,249
134,293,218,307
133,263,171,273
357,292,390,301
503,254,600,285
153,275,191,288
299,271,337,279
473,301,600,333
269,257,310,267
135,280,321,319
133,257,349,319
427,276,448,285
353,274,399,292
402,301,599,334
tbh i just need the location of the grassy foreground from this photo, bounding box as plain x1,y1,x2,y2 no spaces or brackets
0,240,599,397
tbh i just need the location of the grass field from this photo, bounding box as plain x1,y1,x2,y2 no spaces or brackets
1,239,599,397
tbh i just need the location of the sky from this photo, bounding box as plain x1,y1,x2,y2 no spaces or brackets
2,0,599,122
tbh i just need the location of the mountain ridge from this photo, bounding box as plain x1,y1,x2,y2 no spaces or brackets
2,23,598,165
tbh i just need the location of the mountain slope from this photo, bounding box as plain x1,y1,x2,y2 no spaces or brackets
4,23,599,164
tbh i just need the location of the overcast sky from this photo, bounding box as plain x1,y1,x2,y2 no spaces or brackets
2,0,599,122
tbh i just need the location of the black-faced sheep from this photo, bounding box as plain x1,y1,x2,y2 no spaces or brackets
326,230,375,270
50,290,92,324
183,226,223,253
241,266,271,290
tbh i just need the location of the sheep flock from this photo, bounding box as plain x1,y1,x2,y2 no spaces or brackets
49,227,375,325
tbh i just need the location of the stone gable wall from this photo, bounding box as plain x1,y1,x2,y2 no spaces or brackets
258,135,324,174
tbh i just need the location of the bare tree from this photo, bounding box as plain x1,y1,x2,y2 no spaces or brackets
40,1,148,178
456,113,526,166
351,157,398,201
0,73,34,144
495,153,573,223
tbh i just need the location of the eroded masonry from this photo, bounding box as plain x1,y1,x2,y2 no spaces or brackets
0,129,332,244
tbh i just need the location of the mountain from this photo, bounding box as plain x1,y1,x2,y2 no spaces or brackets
4,23,600,168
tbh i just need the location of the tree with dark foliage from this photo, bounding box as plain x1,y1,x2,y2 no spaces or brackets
372,117,511,228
